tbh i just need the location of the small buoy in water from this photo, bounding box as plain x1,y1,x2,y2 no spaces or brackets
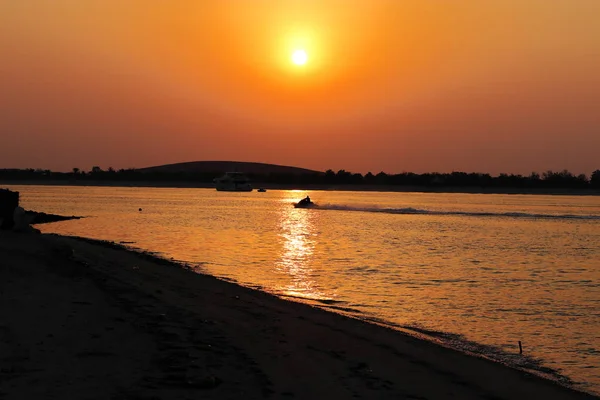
139,208,142,212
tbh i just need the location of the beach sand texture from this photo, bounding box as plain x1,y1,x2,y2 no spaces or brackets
0,231,596,399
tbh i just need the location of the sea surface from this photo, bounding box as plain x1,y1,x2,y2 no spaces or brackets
8,185,600,394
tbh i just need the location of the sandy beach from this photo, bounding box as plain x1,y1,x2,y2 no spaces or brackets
0,231,596,399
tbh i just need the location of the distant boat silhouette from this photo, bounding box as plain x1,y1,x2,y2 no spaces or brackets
214,172,253,192
257,188,267,192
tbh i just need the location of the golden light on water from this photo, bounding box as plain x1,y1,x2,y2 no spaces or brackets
23,185,600,391
275,203,325,300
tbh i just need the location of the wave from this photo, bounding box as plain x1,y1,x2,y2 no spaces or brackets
395,324,576,387
302,306,577,390
311,204,600,221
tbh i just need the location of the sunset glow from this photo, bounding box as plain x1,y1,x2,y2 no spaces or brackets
291,49,308,66
0,1,599,174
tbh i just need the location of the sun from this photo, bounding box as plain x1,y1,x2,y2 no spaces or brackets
291,49,308,65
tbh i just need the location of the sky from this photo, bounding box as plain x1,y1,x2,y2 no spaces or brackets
1,0,599,175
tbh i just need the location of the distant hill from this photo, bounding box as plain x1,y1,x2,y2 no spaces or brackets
139,161,322,175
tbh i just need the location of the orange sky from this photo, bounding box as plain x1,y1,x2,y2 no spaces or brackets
1,1,599,175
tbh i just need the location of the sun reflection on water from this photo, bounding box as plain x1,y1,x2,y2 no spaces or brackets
275,204,327,301
13,185,600,393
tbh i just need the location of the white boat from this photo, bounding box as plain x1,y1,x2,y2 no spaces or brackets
214,172,253,192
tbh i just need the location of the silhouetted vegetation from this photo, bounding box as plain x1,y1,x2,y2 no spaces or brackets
1,166,599,192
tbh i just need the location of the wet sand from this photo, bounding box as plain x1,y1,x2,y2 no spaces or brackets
0,231,596,399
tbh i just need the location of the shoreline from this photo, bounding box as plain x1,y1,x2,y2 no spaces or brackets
73,238,589,393
26,210,82,225
1,230,596,399
2,180,599,196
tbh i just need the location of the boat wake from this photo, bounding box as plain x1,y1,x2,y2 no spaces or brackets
312,204,600,221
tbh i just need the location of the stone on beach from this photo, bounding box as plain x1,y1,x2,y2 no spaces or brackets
0,188,19,229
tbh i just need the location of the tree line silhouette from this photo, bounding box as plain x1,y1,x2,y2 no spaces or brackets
1,167,599,190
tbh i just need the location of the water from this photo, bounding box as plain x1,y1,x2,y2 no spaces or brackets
8,185,600,394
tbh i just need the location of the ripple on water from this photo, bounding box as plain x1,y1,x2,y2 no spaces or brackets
14,186,600,395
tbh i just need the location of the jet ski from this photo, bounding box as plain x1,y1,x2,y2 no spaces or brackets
294,197,315,208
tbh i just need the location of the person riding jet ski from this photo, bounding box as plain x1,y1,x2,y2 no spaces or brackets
295,196,314,208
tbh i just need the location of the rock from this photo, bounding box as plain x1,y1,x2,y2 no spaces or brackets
0,189,19,229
